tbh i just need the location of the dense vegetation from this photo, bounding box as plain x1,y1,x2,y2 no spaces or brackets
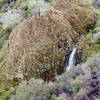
0,0,100,100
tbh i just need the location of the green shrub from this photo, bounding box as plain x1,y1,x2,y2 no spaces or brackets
11,79,57,100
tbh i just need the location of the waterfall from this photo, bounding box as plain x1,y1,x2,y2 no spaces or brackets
66,48,77,71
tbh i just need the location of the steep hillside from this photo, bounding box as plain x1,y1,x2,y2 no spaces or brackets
0,0,100,100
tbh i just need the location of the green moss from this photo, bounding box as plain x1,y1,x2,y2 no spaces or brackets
0,29,6,37
0,37,7,49
47,63,52,70
55,53,63,58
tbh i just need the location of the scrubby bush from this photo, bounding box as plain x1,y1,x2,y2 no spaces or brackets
11,79,57,100
11,53,100,100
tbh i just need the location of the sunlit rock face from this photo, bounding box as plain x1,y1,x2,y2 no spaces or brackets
7,0,97,81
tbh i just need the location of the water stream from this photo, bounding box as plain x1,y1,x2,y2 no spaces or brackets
66,48,77,71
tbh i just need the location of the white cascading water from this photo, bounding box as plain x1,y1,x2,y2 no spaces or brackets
66,48,77,71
